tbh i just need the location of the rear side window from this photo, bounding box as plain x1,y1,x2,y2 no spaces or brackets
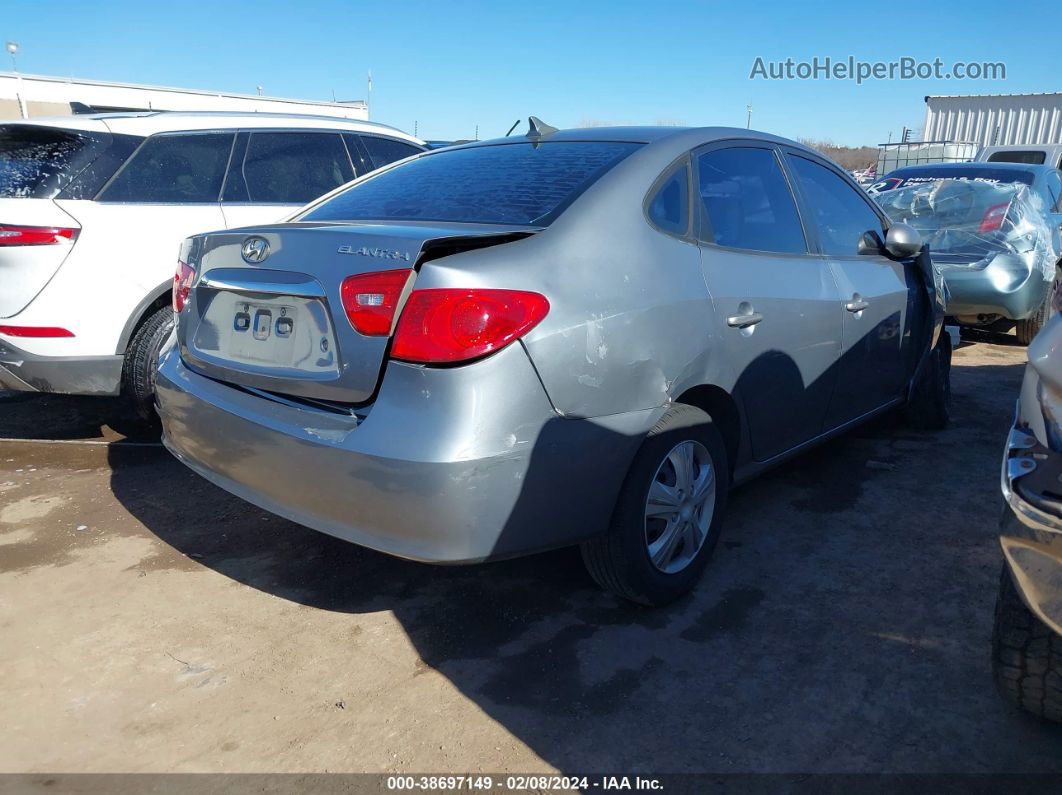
99,133,234,203
0,125,104,198
302,141,641,226
648,163,689,236
787,155,883,256
696,147,807,254
988,151,1047,165
358,136,423,169
224,132,354,204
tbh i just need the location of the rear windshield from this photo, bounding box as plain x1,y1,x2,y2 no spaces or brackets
301,141,642,226
988,151,1047,165
0,125,108,198
873,166,1035,191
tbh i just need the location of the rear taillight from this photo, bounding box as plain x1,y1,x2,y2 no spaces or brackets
391,289,550,364
340,270,412,336
0,224,78,246
979,202,1011,234
0,325,74,338
173,261,196,313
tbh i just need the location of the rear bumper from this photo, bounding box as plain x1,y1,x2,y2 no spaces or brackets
942,255,1049,322
1001,421,1062,635
0,338,122,395
157,342,652,564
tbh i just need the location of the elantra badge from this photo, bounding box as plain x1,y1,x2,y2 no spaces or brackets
337,245,412,262
241,236,270,263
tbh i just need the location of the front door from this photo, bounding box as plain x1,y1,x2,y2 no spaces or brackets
694,143,843,462
219,130,356,229
783,151,918,426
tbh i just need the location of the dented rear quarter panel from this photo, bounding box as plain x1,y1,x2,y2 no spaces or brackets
412,133,729,421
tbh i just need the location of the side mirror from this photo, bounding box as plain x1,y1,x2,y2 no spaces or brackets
884,223,923,258
857,230,884,255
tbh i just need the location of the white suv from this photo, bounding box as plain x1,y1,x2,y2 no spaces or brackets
0,111,424,415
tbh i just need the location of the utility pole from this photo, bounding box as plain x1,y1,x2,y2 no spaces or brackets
746,103,752,129
367,70,372,119
6,42,25,119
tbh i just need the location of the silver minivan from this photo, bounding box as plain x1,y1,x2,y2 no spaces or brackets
157,124,949,605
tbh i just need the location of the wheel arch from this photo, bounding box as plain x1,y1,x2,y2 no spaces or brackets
115,281,172,355
673,384,743,473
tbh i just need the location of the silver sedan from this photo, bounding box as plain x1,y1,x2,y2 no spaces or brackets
157,122,948,605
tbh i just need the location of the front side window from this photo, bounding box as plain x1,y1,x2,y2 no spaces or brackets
648,163,689,236
695,146,807,254
228,132,354,204
99,133,233,203
358,136,423,170
787,155,883,257
301,141,641,226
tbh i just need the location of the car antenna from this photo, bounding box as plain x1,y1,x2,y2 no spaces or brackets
526,116,558,140
504,119,521,137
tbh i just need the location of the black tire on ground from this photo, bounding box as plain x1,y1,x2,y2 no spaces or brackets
902,331,952,431
993,562,1062,723
580,404,730,606
1016,277,1057,346
121,304,174,421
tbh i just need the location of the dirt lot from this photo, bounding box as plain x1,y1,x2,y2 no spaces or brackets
2,335,1062,774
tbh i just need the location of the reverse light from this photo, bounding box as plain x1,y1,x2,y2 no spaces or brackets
173,260,196,313
979,202,1011,234
0,224,78,246
391,288,550,364
0,325,74,337
340,270,412,336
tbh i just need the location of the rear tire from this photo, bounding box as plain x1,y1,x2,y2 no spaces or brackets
993,563,1062,723
902,331,951,431
581,404,729,606
1016,276,1057,346
121,305,174,422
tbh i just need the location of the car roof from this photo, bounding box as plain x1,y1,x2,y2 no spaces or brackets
888,161,1054,176
450,125,810,150
2,111,424,144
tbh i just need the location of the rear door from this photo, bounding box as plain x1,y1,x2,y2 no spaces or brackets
783,150,918,426
61,131,232,300
219,130,355,228
694,142,843,461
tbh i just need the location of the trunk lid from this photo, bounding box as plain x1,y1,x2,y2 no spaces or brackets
177,222,533,403
0,198,82,318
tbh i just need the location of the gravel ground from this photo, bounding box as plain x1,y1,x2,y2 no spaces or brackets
2,335,1061,774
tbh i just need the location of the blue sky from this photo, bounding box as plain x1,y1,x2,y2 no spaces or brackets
4,0,1060,144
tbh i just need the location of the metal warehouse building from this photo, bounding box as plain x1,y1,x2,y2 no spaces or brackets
0,71,368,121
923,92,1062,147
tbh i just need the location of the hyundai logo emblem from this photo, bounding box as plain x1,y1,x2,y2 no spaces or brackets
241,236,270,263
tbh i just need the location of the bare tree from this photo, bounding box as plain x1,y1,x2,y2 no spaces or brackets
798,137,878,172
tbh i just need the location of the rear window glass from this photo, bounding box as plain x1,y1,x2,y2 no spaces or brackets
874,166,1035,191
99,133,234,203
988,151,1047,165
301,141,641,226
0,125,104,198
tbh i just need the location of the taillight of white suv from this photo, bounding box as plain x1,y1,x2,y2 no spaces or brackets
0,223,78,246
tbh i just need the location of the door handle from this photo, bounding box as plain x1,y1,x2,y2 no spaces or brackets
726,311,764,329
845,298,869,313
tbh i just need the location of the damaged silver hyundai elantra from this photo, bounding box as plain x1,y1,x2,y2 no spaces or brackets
157,121,949,605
